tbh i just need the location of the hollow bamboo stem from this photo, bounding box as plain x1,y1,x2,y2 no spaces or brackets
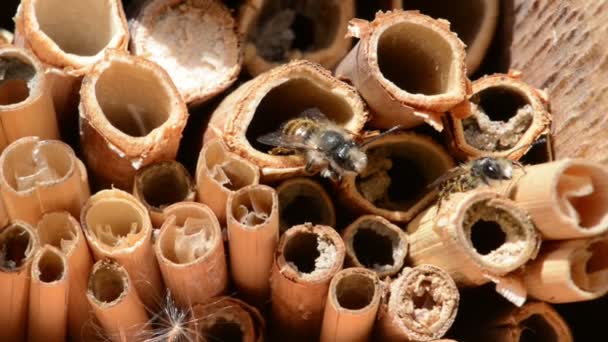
338,132,453,223
36,212,95,341
320,268,381,342
133,160,196,228
191,297,266,342
81,189,164,310
86,259,149,342
238,0,355,76
407,190,540,289
195,139,260,224
227,184,278,306
0,137,90,225
449,72,552,160
155,201,228,307
131,0,241,105
28,245,69,342
342,215,408,277
79,50,188,190
0,45,60,142
0,221,39,342
375,264,459,341
335,10,470,130
270,223,345,341
203,60,368,182
276,177,335,234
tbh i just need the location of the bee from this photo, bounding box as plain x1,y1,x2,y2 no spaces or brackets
257,107,399,181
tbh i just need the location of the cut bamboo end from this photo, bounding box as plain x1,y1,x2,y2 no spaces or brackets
227,184,278,306
239,0,355,76
0,137,90,225
86,259,149,342
0,45,60,143
320,268,382,342
407,190,540,287
196,139,260,224
191,297,266,342
335,10,469,130
524,235,608,303
277,177,335,233
355,0,403,21
203,59,368,182
0,221,38,342
339,132,454,223
342,215,408,277
81,189,164,310
131,0,241,105
403,0,499,75
79,49,188,190
17,0,129,73
28,245,69,342
506,159,608,240
270,223,345,340
375,264,459,342
449,73,552,160
133,160,196,228
36,212,95,341
155,201,228,307
481,301,573,342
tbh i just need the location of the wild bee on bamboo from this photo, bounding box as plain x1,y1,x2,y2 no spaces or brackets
257,107,400,181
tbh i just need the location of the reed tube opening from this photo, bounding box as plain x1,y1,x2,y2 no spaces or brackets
32,0,120,57
0,223,36,271
159,216,218,265
36,213,77,253
89,261,127,304
253,0,342,61
135,161,194,210
0,56,36,106
84,199,144,248
377,22,455,96
230,186,274,227
572,239,608,293
283,228,340,278
557,165,608,229
353,228,394,269
519,314,558,342
94,60,171,137
191,298,262,342
277,178,335,232
35,248,65,282
335,273,376,310
203,141,259,191
202,318,244,342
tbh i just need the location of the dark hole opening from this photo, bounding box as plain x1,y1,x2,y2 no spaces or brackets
203,319,244,342
355,0,394,21
470,220,506,255
141,167,190,208
412,281,436,310
586,241,608,274
336,274,375,310
92,267,125,303
0,79,30,105
38,250,64,282
284,232,320,273
353,228,394,268
386,157,427,205
471,87,529,122
520,314,558,342
291,13,315,51
280,195,324,233
0,228,31,270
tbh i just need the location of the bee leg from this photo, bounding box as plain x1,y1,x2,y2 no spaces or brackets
305,151,327,175
269,147,293,155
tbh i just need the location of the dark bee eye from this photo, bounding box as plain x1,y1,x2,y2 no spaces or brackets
483,162,501,179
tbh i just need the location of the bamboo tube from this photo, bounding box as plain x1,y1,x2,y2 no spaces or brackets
501,159,608,240
36,212,95,341
480,301,573,342
238,0,355,76
0,137,90,225
523,235,608,303
28,245,69,342
270,223,345,341
0,221,39,342
407,190,540,291
86,259,149,342
227,184,278,305
342,215,408,277
277,177,335,234
334,10,470,130
81,189,164,310
319,268,381,342
0,45,60,142
133,160,196,228
403,0,499,75
203,59,368,182
79,49,188,190
155,201,228,307
448,72,552,160
131,0,241,105
195,139,260,224
191,297,266,342
356,0,403,21
338,132,454,223
375,264,459,342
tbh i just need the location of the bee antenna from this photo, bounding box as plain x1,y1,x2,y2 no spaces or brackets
507,136,548,157
361,125,403,147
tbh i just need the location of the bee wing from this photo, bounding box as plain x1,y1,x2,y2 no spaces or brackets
257,130,319,151
427,167,468,189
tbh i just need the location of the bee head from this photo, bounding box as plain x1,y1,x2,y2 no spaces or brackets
476,157,513,180
335,142,367,173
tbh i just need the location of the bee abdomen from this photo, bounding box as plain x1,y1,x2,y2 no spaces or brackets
282,118,319,139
